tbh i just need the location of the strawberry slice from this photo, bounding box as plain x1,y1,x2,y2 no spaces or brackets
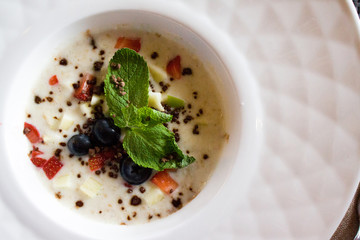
43,156,63,180
49,75,59,85
166,55,182,79
31,157,47,168
88,151,115,171
74,73,95,101
88,154,106,171
23,122,41,143
114,37,141,52
31,146,43,158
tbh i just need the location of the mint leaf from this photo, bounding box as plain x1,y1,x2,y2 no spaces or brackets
104,48,196,171
123,124,195,171
104,48,149,108
109,104,172,128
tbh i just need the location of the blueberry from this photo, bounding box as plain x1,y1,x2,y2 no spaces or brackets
92,118,121,146
120,157,152,185
67,134,92,156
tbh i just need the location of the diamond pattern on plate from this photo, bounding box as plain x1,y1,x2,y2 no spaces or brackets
189,0,360,239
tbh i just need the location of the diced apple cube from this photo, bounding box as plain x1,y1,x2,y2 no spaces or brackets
42,134,62,144
165,95,185,108
43,114,59,130
53,174,72,188
145,185,165,205
79,103,93,117
91,95,102,106
80,177,102,198
59,114,74,131
103,101,109,114
148,92,164,111
148,63,167,83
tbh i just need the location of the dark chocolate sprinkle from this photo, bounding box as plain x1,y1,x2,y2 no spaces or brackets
75,200,84,207
130,196,142,206
59,58,68,66
151,52,159,59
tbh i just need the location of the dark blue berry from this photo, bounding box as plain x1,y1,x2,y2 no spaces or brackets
67,134,92,156
92,118,121,146
120,157,152,185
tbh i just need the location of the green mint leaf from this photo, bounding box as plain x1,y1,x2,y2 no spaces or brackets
109,104,172,128
104,48,196,171
123,124,196,171
104,48,149,109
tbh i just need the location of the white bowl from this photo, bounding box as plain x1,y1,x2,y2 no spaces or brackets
0,0,262,239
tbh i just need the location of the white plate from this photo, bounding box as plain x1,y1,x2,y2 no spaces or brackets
1,0,360,239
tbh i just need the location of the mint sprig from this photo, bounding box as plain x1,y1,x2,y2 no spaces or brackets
104,49,195,171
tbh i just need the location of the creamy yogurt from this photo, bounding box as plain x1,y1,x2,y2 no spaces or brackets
24,26,227,225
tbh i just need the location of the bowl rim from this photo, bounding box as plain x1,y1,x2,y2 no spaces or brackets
0,0,263,239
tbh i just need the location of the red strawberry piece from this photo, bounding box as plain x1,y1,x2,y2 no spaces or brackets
31,157,47,167
49,75,59,85
23,122,41,143
114,37,141,52
43,156,63,180
166,55,182,79
88,154,106,171
102,149,116,159
74,73,95,101
88,151,115,171
31,146,43,158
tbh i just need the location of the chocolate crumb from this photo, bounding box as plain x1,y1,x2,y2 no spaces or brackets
58,108,63,113
99,211,102,214
77,173,81,178
148,215,153,220
203,154,209,160
34,96,42,104
93,61,104,71
75,200,84,208
139,187,146,193
55,192,62,199
49,91,53,95
66,101,72,106
193,124,200,135
59,58,68,66
118,199,123,204
127,215,131,221
127,189,133,194
54,149,62,157
27,114,31,118
95,170,101,175
59,142,66,147
151,52,159,59
130,196,142,206
182,67,192,76
171,198,182,209
99,50,105,55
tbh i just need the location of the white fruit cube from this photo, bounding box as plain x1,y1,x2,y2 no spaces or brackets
42,134,62,144
53,174,72,188
43,114,59,130
148,63,167,83
145,185,165,205
148,92,164,111
80,177,102,198
103,101,109,114
79,103,93,117
59,114,74,131
91,95,102,106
